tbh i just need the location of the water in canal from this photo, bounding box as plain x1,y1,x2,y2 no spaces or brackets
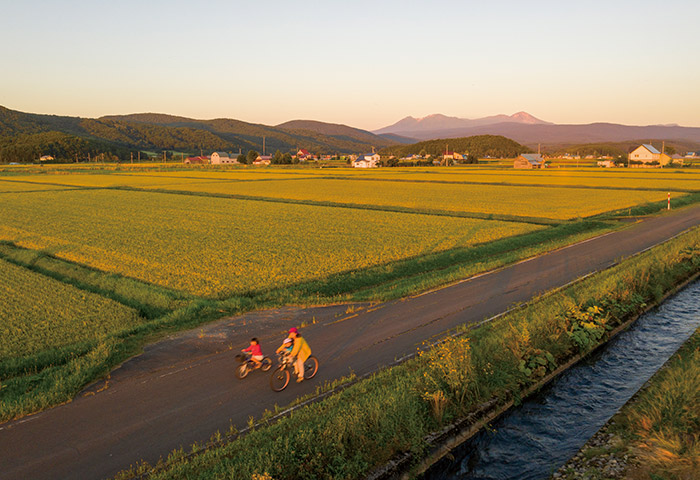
424,280,700,480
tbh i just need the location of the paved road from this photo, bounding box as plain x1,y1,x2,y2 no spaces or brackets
1,205,698,480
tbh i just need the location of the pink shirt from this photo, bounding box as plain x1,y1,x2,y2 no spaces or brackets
243,344,262,356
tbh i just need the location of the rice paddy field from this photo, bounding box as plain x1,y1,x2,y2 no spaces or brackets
0,188,543,296
0,257,142,359
1,164,699,420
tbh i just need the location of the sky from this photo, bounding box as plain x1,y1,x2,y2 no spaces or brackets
1,0,699,130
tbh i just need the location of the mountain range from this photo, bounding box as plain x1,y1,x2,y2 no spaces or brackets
3,105,700,164
374,111,551,136
373,112,700,147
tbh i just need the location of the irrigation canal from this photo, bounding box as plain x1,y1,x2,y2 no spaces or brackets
422,279,700,480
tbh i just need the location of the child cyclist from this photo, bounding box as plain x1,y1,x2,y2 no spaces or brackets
241,338,264,368
275,337,294,357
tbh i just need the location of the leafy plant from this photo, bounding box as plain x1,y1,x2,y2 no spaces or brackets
518,348,557,380
565,305,610,353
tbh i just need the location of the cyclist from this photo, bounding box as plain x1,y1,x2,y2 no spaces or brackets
275,337,294,357
241,338,264,368
287,327,311,383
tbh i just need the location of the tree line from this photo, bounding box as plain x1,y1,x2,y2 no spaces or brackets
0,131,131,164
379,135,531,159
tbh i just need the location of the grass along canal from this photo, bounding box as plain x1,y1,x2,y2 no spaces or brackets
421,279,700,480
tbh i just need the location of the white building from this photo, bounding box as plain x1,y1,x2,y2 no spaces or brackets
353,153,380,168
210,152,238,165
628,144,671,166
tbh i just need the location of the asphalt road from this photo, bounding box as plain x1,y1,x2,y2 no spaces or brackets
1,205,698,480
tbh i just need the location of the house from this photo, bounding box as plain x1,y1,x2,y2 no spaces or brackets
628,144,671,166
353,153,380,168
184,156,209,165
39,155,54,162
253,155,272,165
514,154,544,169
597,160,615,168
296,149,316,161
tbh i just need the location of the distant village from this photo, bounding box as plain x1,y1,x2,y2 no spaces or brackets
183,143,697,169
185,149,382,168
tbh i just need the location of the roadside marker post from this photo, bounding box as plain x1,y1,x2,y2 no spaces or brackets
668,192,671,210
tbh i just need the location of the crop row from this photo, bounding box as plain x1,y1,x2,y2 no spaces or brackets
0,257,143,360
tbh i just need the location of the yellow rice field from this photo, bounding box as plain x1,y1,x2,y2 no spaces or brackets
134,178,672,220
0,189,542,297
6,167,700,192
0,258,143,359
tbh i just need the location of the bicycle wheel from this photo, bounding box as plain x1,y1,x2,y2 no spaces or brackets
261,357,272,372
235,363,249,379
303,355,319,380
270,366,290,391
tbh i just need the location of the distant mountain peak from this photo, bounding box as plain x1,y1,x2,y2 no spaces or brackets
509,111,550,124
373,111,551,135
419,113,452,121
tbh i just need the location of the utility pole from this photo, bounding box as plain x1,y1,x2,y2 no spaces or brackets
263,136,266,155
130,152,133,164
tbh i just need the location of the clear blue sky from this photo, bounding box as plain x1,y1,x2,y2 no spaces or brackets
1,0,698,130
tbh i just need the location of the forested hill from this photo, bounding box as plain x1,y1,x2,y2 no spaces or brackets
379,135,531,158
101,114,396,153
0,106,398,163
276,120,395,148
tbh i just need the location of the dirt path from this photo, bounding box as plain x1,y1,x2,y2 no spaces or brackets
1,206,698,480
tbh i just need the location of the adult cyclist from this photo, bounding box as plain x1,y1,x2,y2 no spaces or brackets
287,327,311,383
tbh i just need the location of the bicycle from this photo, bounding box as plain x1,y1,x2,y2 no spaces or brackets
235,352,272,379
269,353,319,391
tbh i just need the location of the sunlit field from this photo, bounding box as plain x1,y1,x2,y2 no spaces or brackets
0,258,142,359
142,177,673,220
0,188,542,296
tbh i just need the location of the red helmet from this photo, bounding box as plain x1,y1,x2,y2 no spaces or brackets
288,327,299,334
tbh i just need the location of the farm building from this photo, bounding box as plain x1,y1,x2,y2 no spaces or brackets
628,144,671,166
514,154,544,169
184,156,209,165
353,153,380,168
442,151,464,162
210,152,238,165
